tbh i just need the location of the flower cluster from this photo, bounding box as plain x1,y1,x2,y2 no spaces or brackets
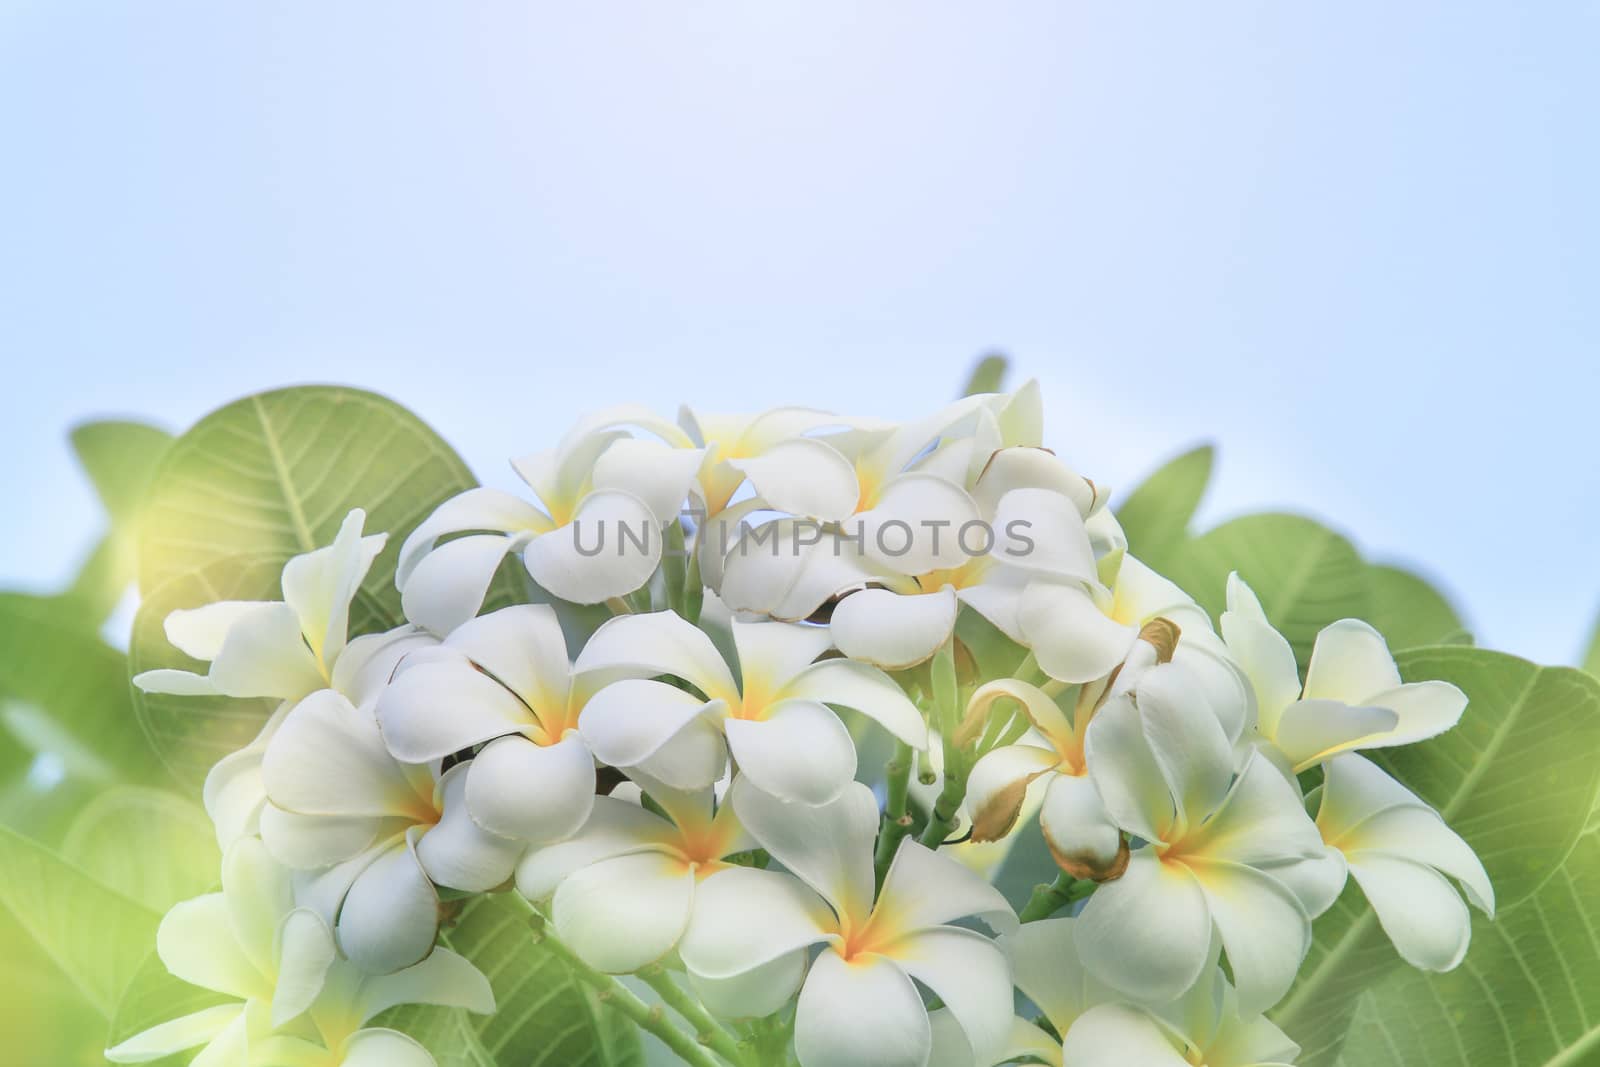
117,386,1492,1067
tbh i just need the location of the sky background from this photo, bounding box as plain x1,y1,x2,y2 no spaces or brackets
2,2,1596,663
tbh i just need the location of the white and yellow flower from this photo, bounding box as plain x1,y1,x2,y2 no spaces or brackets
573,610,926,804
681,779,1018,1067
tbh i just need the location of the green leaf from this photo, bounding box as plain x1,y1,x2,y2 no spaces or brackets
1272,648,1600,1064
1113,444,1214,572
1362,562,1469,651
959,353,1009,397
382,893,643,1067
62,786,219,912
1167,513,1369,669
0,821,159,1017
106,948,232,1066
1582,608,1600,678
1333,804,1600,1066
0,592,161,785
131,386,495,789
63,419,174,625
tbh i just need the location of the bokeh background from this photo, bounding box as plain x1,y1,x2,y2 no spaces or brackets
3,2,1597,662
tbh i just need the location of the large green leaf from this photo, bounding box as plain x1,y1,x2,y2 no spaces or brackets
1362,562,1470,650
0,592,161,784
0,822,159,1017
62,420,174,625
1272,648,1600,1064
131,386,494,788
1333,803,1600,1066
1113,444,1214,572
382,893,643,1067
62,786,218,912
1167,513,1369,669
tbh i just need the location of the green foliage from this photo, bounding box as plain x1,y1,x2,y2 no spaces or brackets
1363,562,1470,650
382,894,644,1067
130,386,494,789
1272,649,1600,1065
1582,607,1600,678
62,787,219,912
1333,804,1600,1067
959,352,1009,396
106,949,233,1066
63,419,174,623
1113,444,1214,573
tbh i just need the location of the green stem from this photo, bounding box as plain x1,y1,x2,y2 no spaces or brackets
917,737,968,848
1019,872,1096,922
525,911,726,1067
874,740,915,885
640,967,752,1067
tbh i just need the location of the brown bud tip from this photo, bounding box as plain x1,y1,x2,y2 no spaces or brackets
1138,617,1181,664
1047,833,1131,883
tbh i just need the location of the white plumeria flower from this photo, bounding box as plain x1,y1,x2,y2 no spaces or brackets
1060,972,1301,1067
573,610,926,804
963,678,1126,881
261,690,522,973
396,408,705,629
1312,753,1494,971
680,779,1018,1067
134,509,387,701
106,837,492,1067
828,447,1101,670
1075,662,1328,1014
716,391,1031,624
514,772,753,975
1221,574,1467,775
377,604,602,845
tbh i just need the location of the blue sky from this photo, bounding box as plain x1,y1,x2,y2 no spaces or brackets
2,2,1596,663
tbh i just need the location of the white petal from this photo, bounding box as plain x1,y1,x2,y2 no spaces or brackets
221,835,293,972
466,734,595,844
551,850,696,973
1349,805,1494,916
718,524,880,621
1019,581,1137,684
1074,850,1212,1004
590,437,705,525
260,804,382,869
265,691,433,819
271,908,336,1027
1182,752,1324,867
971,446,1094,518
281,510,384,667
1220,612,1301,738
858,473,982,573
966,745,1060,843
1039,773,1124,879
1346,852,1472,971
954,568,1031,643
578,678,725,771
340,1028,436,1067
1060,1003,1188,1067
105,1005,244,1063
778,658,927,748
130,668,219,695
203,743,268,849
688,949,808,1020
877,841,1017,936
400,533,514,636
829,587,956,670
1187,858,1309,1014
1083,695,1174,844
162,601,272,661
415,766,522,892
185,1008,250,1067
1273,699,1399,771
726,700,855,805
157,894,268,1001
354,945,495,1023
680,865,835,980
1267,849,1349,920
377,658,536,762
990,487,1097,583
1132,663,1235,833
396,487,549,585
514,796,677,900
574,610,739,704
332,627,437,707
207,602,326,700
1359,681,1469,749
1002,917,1106,1036
1108,557,1210,634
889,927,1013,1066
525,490,662,604
633,714,730,791
730,618,835,690
337,835,439,974
445,605,573,715
731,777,878,920
728,437,859,522
795,951,931,1067
1302,620,1401,703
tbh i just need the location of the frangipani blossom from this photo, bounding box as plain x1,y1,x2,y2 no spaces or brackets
134,509,387,701
1077,663,1328,1013
377,604,601,844
681,780,1019,1067
1221,575,1468,775
515,774,753,974
106,837,493,1067
262,690,522,972
396,409,705,628
1060,971,1301,1067
573,610,926,804
1313,753,1493,971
